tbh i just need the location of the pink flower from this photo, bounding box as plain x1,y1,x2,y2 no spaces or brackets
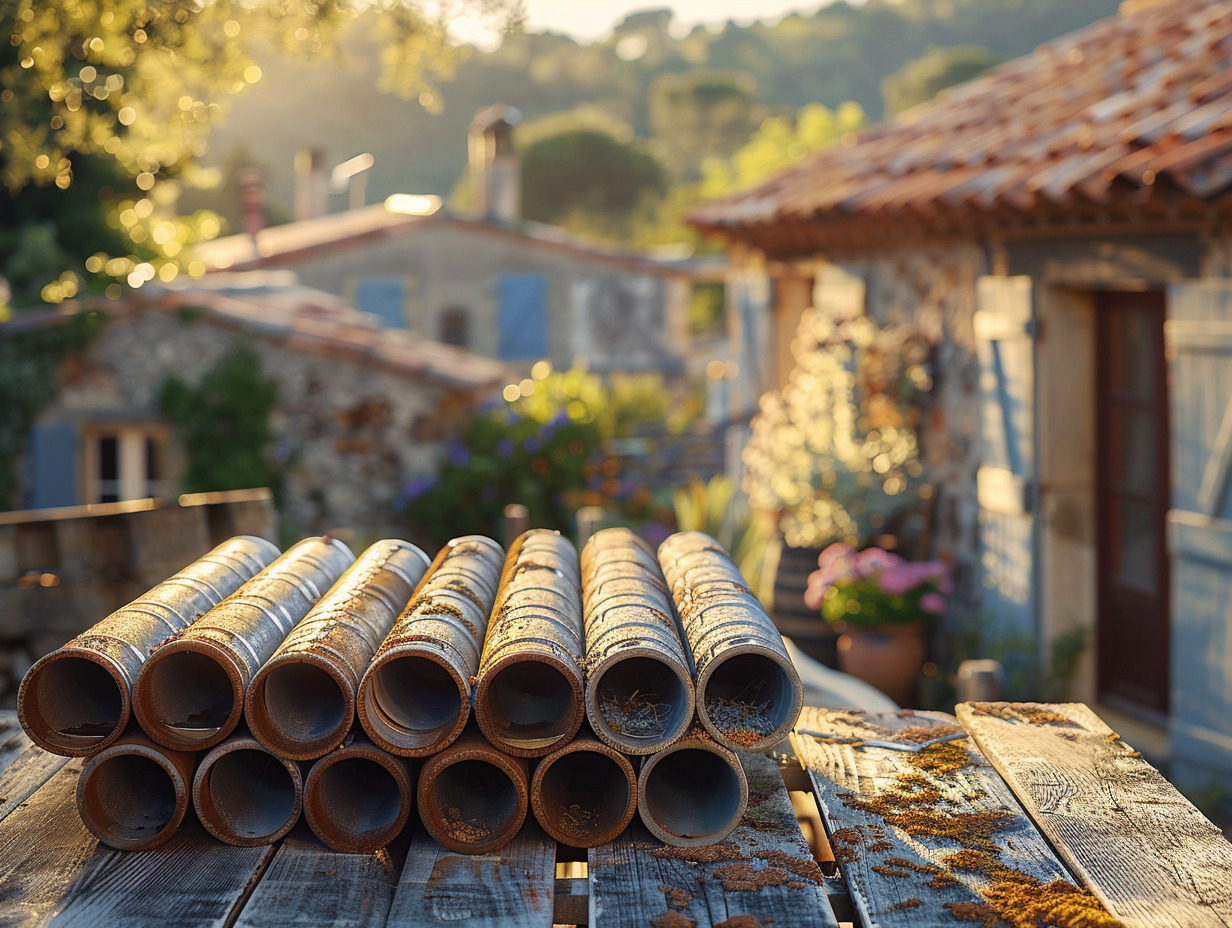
920,592,947,616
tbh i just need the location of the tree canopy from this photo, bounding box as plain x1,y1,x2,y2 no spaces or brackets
881,44,1002,116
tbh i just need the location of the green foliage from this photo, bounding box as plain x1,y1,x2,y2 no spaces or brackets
881,44,1002,116
0,311,104,509
158,345,282,499
808,543,949,629
648,70,761,181
672,475,773,592
688,282,726,337
944,617,1090,704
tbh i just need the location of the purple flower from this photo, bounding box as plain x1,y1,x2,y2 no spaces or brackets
524,437,541,453
497,439,514,457
920,592,947,616
448,447,471,467
402,477,435,500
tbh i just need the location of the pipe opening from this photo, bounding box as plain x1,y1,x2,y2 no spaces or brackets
80,754,177,842
369,655,463,749
199,748,296,841
702,652,793,744
592,657,689,746
536,751,630,842
260,662,347,745
485,661,575,751
142,650,234,741
429,759,520,846
25,656,123,749
642,748,743,841
315,757,403,840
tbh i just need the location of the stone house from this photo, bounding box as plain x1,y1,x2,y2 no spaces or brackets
9,281,504,538
691,0,1232,795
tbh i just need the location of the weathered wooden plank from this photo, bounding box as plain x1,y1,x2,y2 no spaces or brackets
388,820,556,927
792,707,1111,928
0,718,70,826
232,826,402,928
959,701,1232,928
588,753,836,928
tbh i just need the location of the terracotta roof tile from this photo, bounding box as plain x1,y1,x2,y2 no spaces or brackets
691,0,1232,250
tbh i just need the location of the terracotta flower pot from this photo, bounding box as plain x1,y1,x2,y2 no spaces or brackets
836,621,927,706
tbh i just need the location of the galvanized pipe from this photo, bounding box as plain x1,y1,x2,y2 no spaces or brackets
530,731,637,848
17,536,278,756
474,530,585,757
357,536,504,756
76,730,197,851
658,531,804,753
133,536,354,752
416,728,528,855
303,733,413,853
580,528,694,755
193,730,302,846
245,540,431,760
637,729,748,847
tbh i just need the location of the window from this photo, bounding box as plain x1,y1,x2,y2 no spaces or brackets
439,307,470,348
84,426,173,503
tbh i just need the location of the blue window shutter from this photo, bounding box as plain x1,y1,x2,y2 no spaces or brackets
497,273,548,360
356,276,407,329
29,422,78,509
974,276,1036,643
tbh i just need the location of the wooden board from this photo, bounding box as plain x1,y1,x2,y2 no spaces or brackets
588,753,837,928
388,820,557,927
0,719,70,826
959,701,1232,928
233,826,402,928
792,707,1098,928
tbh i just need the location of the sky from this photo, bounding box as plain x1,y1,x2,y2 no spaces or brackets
449,0,841,48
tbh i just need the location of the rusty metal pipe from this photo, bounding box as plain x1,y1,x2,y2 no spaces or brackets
133,536,354,752
581,528,695,755
416,728,528,855
76,730,197,851
637,730,748,847
193,730,302,846
245,540,431,760
357,536,504,757
658,531,804,753
530,731,636,848
303,733,413,853
474,530,585,758
17,536,278,756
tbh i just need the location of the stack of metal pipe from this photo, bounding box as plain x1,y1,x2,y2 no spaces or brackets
18,525,802,856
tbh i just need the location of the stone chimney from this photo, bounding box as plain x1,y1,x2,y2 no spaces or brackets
294,147,330,221
468,105,522,225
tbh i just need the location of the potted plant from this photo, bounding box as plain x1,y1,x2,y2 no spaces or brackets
803,542,950,704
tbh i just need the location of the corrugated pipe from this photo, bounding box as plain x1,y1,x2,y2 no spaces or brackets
193,730,302,846
245,540,431,761
658,531,804,753
304,732,413,854
530,730,637,848
18,536,278,757
475,530,585,757
637,728,748,847
580,528,695,755
133,536,354,752
416,728,528,855
357,536,504,757
76,730,197,851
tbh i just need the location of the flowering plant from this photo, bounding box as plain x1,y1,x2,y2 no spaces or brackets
803,543,949,628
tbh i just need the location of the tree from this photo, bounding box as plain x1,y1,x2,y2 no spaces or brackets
881,45,1001,117
648,70,762,181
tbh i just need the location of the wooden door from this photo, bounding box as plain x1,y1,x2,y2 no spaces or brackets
1095,289,1169,715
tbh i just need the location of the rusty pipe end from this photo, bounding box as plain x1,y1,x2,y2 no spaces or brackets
637,735,748,847
696,646,804,753
77,733,195,851
192,733,302,846
133,638,246,753
18,648,130,756
417,732,528,855
304,737,413,853
356,649,470,757
474,653,584,758
586,649,695,755
530,735,636,848
246,652,354,761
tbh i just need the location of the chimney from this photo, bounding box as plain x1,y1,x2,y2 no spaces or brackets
239,168,266,238
294,147,330,221
468,105,522,225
